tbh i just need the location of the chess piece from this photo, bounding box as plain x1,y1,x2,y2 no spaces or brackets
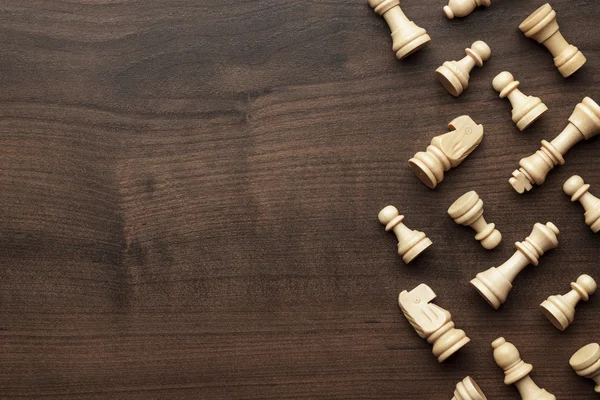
369,0,431,59
540,274,597,331
444,0,490,19
492,337,556,400
563,175,600,233
409,116,484,189
492,71,548,131
570,343,600,393
436,41,491,97
519,3,586,78
448,191,502,250
509,97,600,194
471,222,559,309
378,206,432,263
399,284,470,362
452,377,487,400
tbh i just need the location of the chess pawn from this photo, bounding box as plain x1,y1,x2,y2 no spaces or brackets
448,191,502,250
452,377,487,400
509,97,600,194
471,222,559,309
369,0,431,59
378,206,432,263
519,3,586,78
540,274,597,331
399,284,470,362
444,0,490,19
570,343,600,393
563,176,600,233
492,72,548,131
492,337,556,400
409,116,484,189
436,41,491,97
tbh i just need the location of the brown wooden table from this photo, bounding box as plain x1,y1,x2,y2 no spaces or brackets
1,1,599,398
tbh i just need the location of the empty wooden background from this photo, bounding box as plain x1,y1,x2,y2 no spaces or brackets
0,0,599,398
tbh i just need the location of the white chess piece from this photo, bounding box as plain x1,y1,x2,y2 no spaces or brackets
570,343,600,393
378,206,432,263
452,376,487,400
444,0,490,19
436,41,491,97
448,191,502,250
540,274,597,331
563,175,600,233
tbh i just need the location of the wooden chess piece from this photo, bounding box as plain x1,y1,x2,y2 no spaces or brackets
409,116,484,189
563,175,600,233
519,3,586,78
452,376,487,400
540,274,597,331
378,206,432,263
509,97,600,194
369,0,431,59
570,343,600,394
471,222,559,309
448,191,502,250
399,284,470,362
444,0,490,19
492,71,548,131
492,337,556,400
436,41,491,97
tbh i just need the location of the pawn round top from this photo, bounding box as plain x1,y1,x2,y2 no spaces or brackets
570,343,600,371
378,205,399,225
563,175,586,196
492,337,520,368
492,71,516,93
468,40,491,63
574,274,597,298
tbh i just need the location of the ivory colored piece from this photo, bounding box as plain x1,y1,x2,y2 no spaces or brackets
409,116,483,189
436,41,491,97
399,284,470,362
452,376,487,400
509,97,600,194
368,0,431,59
492,337,556,400
563,175,600,233
471,222,559,309
448,191,502,250
378,206,432,263
444,0,490,19
519,3,586,78
570,343,600,393
492,71,548,131
540,274,597,331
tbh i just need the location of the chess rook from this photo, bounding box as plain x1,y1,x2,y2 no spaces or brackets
409,116,484,189
492,71,548,131
399,284,470,363
378,206,432,263
570,343,600,394
448,191,502,250
492,338,556,400
471,222,559,309
509,97,600,194
563,175,600,233
436,41,491,97
540,274,597,331
369,0,431,59
444,0,490,19
519,3,586,77
452,377,487,400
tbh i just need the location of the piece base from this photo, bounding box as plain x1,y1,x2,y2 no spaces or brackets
470,278,501,309
396,34,431,60
408,158,438,189
402,237,432,264
435,67,463,97
517,103,548,131
558,52,587,78
438,337,470,363
540,301,569,331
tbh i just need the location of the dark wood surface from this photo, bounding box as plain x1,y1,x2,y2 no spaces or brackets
0,1,599,398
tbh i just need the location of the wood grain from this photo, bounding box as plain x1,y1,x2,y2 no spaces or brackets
0,0,599,398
